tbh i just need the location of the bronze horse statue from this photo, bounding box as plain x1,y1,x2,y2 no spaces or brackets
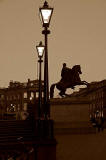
50,65,88,98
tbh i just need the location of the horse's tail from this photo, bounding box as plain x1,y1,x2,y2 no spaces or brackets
50,83,56,98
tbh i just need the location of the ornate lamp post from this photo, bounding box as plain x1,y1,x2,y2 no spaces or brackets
36,41,45,118
39,1,53,118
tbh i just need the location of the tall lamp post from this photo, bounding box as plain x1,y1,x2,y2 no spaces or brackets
36,41,45,118
39,1,53,118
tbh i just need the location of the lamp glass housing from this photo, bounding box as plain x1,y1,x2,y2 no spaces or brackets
39,1,53,27
36,42,45,58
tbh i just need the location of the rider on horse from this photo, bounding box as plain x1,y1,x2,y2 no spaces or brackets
50,64,88,98
61,63,75,90
61,63,72,82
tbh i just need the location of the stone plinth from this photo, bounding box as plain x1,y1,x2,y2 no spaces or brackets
50,97,95,134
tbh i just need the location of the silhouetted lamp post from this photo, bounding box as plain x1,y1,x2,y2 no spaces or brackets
39,1,53,118
36,41,45,118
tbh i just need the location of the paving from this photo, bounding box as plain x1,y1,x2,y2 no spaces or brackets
56,129,106,160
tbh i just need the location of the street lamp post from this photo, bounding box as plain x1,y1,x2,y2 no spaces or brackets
35,3,56,158
36,41,45,118
39,1,53,118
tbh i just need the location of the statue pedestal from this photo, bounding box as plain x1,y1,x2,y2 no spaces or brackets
50,97,96,134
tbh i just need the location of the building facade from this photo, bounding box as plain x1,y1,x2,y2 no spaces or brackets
77,80,106,120
67,80,106,121
0,79,44,119
88,80,106,120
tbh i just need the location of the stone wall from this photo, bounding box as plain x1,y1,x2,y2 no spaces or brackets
51,99,89,122
50,97,92,131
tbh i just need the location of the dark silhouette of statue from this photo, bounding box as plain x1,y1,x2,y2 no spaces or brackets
50,64,88,98
61,63,71,81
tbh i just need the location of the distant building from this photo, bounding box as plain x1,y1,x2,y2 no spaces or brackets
67,80,106,118
0,79,44,119
88,80,106,120
72,80,106,120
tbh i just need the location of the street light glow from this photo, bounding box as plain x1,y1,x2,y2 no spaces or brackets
38,47,44,57
39,1,53,27
41,9,52,24
36,41,45,58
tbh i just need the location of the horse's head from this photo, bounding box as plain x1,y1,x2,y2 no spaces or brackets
72,65,82,74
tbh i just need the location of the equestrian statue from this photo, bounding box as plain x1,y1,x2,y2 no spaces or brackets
50,63,88,98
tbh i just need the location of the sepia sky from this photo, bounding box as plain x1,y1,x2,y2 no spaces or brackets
0,0,106,93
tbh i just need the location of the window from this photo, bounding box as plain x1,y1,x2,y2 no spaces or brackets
17,104,20,111
23,103,27,111
36,92,39,98
31,92,34,98
1,95,4,99
24,92,27,98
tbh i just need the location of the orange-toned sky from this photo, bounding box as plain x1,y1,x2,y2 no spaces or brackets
0,0,106,92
